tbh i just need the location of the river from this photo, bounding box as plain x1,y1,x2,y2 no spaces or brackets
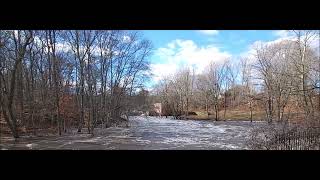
0,116,264,150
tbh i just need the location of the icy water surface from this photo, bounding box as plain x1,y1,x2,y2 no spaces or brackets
0,116,264,150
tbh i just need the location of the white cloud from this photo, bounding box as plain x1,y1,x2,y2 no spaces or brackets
151,39,231,84
167,42,176,49
150,63,178,83
123,35,131,43
56,41,72,53
241,31,319,61
197,30,219,36
272,30,291,38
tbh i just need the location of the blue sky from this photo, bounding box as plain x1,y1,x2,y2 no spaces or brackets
140,30,318,89
143,30,278,57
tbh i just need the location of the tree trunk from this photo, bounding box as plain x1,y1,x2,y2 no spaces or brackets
17,62,24,125
205,97,209,119
215,103,218,121
267,95,273,123
1,102,19,138
47,30,61,136
224,92,227,120
249,100,253,122
78,64,85,133
3,54,27,138
186,96,189,119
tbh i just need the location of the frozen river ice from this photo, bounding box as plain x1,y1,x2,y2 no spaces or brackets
0,116,264,150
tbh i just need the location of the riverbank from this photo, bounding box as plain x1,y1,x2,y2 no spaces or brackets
152,109,266,121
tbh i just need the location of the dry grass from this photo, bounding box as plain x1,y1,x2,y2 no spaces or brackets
187,105,317,122
185,108,266,121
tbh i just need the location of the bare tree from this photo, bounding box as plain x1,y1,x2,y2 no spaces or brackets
196,74,211,118
253,42,278,123
241,57,255,122
291,30,318,121
207,62,224,121
0,30,33,138
1,30,153,138
221,59,237,120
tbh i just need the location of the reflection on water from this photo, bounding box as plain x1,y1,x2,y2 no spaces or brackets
0,116,264,150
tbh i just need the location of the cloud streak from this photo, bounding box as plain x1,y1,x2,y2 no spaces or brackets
197,30,219,36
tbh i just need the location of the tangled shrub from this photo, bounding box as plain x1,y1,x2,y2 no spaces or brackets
247,122,320,150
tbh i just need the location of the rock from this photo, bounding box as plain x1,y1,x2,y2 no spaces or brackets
108,117,129,128
188,111,197,115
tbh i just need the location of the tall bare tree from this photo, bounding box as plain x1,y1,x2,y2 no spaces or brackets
0,30,33,138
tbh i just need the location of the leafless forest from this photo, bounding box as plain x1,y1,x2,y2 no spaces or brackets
0,30,152,137
154,31,319,122
0,30,319,150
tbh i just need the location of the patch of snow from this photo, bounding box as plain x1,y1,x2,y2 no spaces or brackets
74,137,101,143
220,144,241,149
26,143,36,149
